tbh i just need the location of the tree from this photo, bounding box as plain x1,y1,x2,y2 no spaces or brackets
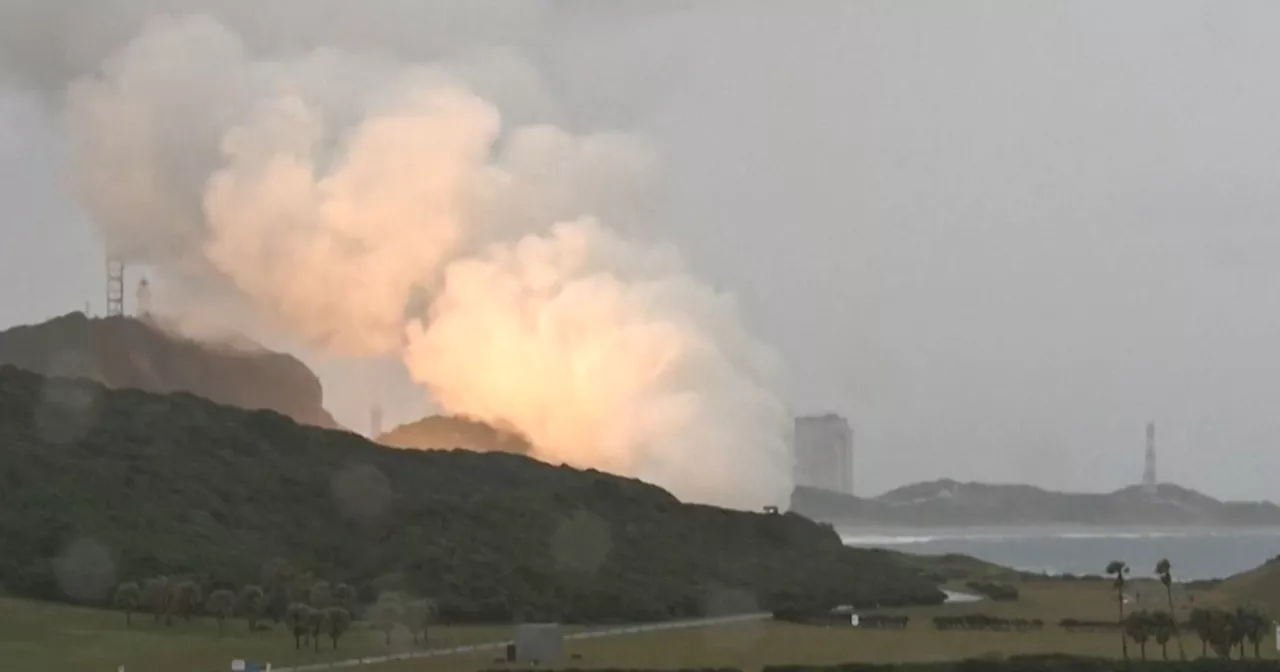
286,571,315,605
238,585,267,631
1124,610,1152,660
372,596,404,646
142,576,171,624
325,607,351,649
1155,558,1186,660
205,589,236,634
260,558,294,623
309,580,332,610
113,582,141,626
1188,608,1213,657
286,603,314,650
307,607,328,653
1106,560,1130,660
1229,610,1248,658
332,583,357,613
1208,609,1236,658
406,599,438,647
1238,606,1269,658
172,581,203,623
1151,610,1175,660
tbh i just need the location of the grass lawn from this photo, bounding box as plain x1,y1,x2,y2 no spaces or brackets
2,577,1273,672
472,580,1276,672
0,597,512,672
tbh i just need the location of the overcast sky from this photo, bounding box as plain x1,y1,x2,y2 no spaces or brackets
3,1,1280,500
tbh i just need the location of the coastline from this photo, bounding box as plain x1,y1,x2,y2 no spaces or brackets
838,526,1280,582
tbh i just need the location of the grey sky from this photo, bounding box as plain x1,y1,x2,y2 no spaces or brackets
3,1,1280,500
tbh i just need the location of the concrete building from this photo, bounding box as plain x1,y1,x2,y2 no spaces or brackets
793,414,854,495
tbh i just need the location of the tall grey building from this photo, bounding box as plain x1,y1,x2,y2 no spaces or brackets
793,414,854,495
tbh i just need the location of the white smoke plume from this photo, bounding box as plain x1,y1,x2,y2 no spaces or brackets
66,14,792,510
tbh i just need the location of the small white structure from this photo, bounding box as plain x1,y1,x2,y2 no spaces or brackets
515,623,564,665
850,613,860,627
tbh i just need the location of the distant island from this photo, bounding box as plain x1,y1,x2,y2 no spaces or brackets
790,479,1280,527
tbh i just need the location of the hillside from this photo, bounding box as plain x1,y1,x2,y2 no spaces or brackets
378,415,532,453
791,479,1280,527
0,365,944,623
0,312,340,429
1195,554,1280,615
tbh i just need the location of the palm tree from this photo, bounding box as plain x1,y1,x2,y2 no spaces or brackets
1208,609,1236,658
1229,609,1248,658
324,607,352,649
1155,558,1186,660
1124,610,1152,660
1107,560,1131,659
286,603,313,650
1188,608,1213,657
1151,611,1175,660
238,585,266,631
205,589,236,634
113,583,140,626
1238,606,1269,658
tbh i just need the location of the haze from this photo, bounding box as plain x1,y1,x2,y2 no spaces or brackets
2,1,1278,502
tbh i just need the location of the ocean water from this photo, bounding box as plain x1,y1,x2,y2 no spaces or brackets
840,527,1280,580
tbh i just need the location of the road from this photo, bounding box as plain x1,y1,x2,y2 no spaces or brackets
271,612,771,671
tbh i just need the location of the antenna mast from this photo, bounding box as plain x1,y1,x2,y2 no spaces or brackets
106,257,125,317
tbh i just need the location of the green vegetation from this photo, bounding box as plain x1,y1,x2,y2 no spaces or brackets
0,595,511,672
501,664,1280,672
963,582,1020,602
931,614,1044,631
1109,560,1133,660
760,661,1280,671
0,312,340,429
378,415,532,454
0,364,942,626
5,567,1279,672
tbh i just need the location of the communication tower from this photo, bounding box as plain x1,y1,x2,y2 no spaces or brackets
106,257,125,317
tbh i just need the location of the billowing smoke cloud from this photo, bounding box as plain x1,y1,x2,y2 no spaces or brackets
65,14,791,509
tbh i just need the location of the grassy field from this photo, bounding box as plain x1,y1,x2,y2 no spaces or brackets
3,576,1274,672
0,597,514,672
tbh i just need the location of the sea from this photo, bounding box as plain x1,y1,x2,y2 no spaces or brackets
840,527,1280,581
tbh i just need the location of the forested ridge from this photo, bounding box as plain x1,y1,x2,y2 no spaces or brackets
0,365,943,623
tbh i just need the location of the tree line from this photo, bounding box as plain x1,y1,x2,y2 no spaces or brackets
931,615,1044,632
761,658,1280,672
962,581,1019,602
1106,557,1270,661
110,561,438,652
